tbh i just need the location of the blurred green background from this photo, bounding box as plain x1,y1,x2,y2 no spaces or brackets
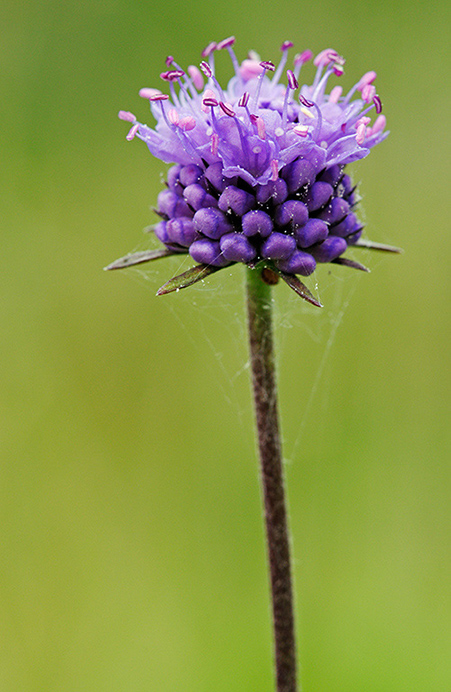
1,0,450,690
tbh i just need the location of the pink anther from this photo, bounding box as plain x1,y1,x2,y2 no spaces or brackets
238,92,250,107
271,159,279,181
139,88,162,99
201,89,218,112
357,71,377,91
211,132,219,156
372,114,386,133
294,50,313,65
356,123,367,145
188,65,204,90
255,116,266,140
356,116,371,127
362,84,376,102
126,123,140,141
260,60,275,71
299,94,314,108
287,70,298,89
203,97,219,108
168,108,180,125
202,41,217,58
217,36,236,49
219,101,235,117
162,70,185,82
281,40,294,51
165,56,174,67
333,64,344,77
240,59,264,80
293,124,309,137
329,85,343,103
200,61,213,78
313,48,337,67
179,116,196,132
149,93,170,102
373,95,382,113
118,110,136,122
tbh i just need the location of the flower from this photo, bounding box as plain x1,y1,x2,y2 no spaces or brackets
109,38,399,303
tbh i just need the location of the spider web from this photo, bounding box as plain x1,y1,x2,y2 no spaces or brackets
123,226,383,459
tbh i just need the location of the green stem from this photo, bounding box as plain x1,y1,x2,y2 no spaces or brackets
246,266,298,692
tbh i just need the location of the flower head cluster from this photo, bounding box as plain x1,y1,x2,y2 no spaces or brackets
112,38,394,300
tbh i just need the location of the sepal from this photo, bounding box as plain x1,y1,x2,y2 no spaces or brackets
156,263,229,295
104,248,177,270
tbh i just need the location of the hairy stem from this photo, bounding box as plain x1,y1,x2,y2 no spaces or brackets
246,266,298,692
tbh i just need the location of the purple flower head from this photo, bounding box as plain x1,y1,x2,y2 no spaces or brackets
110,39,399,302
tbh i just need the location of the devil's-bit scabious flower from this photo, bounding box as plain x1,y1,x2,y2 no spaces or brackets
110,38,398,302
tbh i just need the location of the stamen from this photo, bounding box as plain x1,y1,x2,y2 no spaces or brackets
344,70,376,104
202,42,217,58
281,71,298,131
219,36,241,79
203,96,219,108
199,61,224,99
299,95,314,108
139,88,163,99
258,119,266,140
373,95,382,113
372,114,386,133
299,96,322,140
356,122,367,145
149,93,170,101
187,65,204,91
217,36,235,49
126,123,140,140
238,92,250,108
357,71,377,90
160,70,185,82
293,124,309,137
271,159,279,181
118,110,136,122
200,61,213,79
329,85,342,103
333,64,344,77
165,56,174,67
201,89,218,112
311,64,336,101
300,107,314,119
273,40,293,84
294,50,313,65
356,116,371,127
293,49,313,79
312,49,340,91
251,115,266,140
313,48,338,67
252,62,274,109
287,70,298,90
362,84,376,102
168,108,179,125
178,116,196,131
211,132,219,155
219,101,235,117
240,60,264,80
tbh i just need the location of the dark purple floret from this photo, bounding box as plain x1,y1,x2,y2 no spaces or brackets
220,233,257,262
152,151,379,278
